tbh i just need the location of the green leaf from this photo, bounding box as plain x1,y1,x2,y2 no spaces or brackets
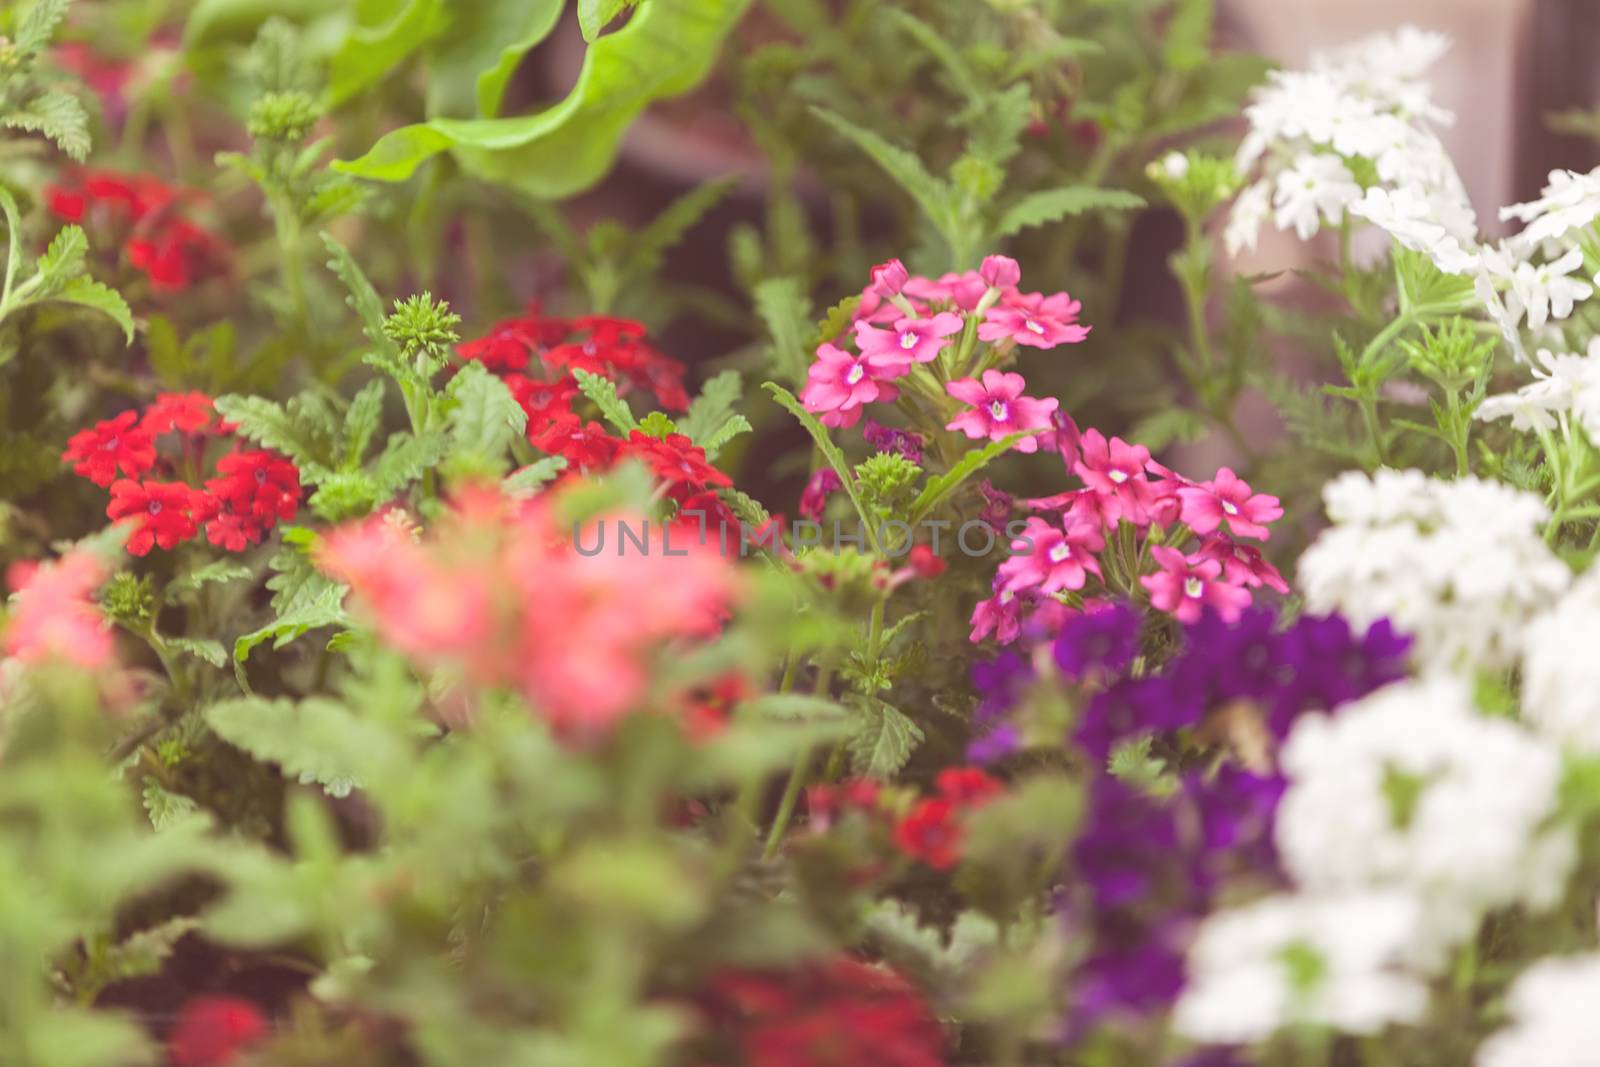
214,394,336,477
17,0,72,54
964,83,1031,167
994,186,1145,238
425,0,564,118
625,175,737,281
577,0,637,42
35,225,87,292
371,430,449,494
206,696,369,795
753,277,813,386
166,637,228,668
141,781,202,832
446,361,526,470
336,0,754,199
504,456,568,498
810,106,953,236
908,432,1031,524
321,232,400,363
327,0,448,106
719,487,769,528
848,699,924,778
3,88,91,160
1164,0,1215,72
573,367,638,434
884,9,981,105
699,414,751,459
344,379,386,467
233,585,349,663
762,382,877,550
164,561,253,604
679,369,743,442
50,277,135,343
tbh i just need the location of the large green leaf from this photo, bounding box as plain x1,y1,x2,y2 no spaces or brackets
326,0,448,106
426,0,564,118
335,0,755,199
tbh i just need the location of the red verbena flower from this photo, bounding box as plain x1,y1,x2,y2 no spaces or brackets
704,957,945,1067
505,374,578,432
530,415,620,471
935,766,1004,808
167,996,268,1067
106,480,201,555
894,797,964,870
141,391,216,436
621,431,732,495
61,410,157,487
458,306,571,372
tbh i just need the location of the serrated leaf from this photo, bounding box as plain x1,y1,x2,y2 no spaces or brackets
166,637,227,668
848,699,924,778
206,695,368,795
446,361,526,469
371,430,450,495
344,379,386,467
214,394,335,477
504,455,568,498
679,369,744,442
321,232,399,362
51,277,134,343
35,225,87,292
885,9,981,105
625,175,736,280
233,585,349,663
17,0,71,54
164,561,253,604
811,106,953,236
995,187,1145,238
141,781,202,832
700,414,751,459
719,487,769,528
964,83,1031,167
908,432,1032,523
573,367,638,434
753,277,812,386
3,88,91,161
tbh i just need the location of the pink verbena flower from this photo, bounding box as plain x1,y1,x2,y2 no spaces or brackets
969,585,1026,644
1075,430,1155,525
3,551,112,669
869,258,910,297
1195,536,1290,593
978,291,1091,349
996,516,1104,595
1176,467,1283,541
905,271,989,311
799,468,843,521
1141,546,1252,624
979,255,1021,289
854,312,964,368
945,370,1059,453
801,342,904,428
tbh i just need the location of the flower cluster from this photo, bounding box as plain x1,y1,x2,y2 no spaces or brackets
971,431,1285,642
1297,469,1570,671
47,169,228,292
3,550,113,670
62,395,301,556
316,487,740,738
800,256,1084,450
698,956,946,1067
892,766,1004,870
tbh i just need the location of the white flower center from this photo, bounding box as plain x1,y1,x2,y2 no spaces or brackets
989,400,1010,422
1222,500,1239,515
899,330,918,350
1184,576,1204,598
1024,317,1046,334
845,363,866,385
1108,469,1129,484
1048,543,1071,563
999,589,1015,605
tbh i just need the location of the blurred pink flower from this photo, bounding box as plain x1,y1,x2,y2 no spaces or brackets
4,551,112,669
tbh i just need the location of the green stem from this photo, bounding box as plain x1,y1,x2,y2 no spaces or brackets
762,663,835,859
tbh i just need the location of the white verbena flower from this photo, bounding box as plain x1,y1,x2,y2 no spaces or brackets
1349,185,1476,274
1276,677,1574,959
1476,954,1600,1067
1225,180,1271,258
1523,566,1600,753
1501,166,1600,246
1174,890,1430,1043
1298,471,1571,672
1502,247,1594,330
1476,342,1600,433
1273,153,1361,241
